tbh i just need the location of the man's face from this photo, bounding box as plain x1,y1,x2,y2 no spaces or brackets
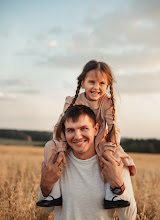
64,114,99,160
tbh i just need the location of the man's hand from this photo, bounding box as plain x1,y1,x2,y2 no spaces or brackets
101,156,124,189
40,150,65,197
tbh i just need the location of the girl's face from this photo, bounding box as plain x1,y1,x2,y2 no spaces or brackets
81,70,109,101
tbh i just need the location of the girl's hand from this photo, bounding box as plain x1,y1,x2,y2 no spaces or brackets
103,150,121,165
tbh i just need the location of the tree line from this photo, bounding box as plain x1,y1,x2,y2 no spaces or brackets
0,129,52,142
0,129,159,153
121,138,160,154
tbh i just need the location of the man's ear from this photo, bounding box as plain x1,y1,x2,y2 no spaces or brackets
94,123,99,136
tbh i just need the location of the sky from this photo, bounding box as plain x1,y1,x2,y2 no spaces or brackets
0,0,160,139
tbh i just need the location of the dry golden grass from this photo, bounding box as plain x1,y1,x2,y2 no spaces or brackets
0,145,160,220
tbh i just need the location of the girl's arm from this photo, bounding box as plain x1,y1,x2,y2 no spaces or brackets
95,97,121,158
52,96,73,153
103,98,121,152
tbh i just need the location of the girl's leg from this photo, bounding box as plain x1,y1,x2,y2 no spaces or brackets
45,180,61,201
105,181,115,200
104,166,130,209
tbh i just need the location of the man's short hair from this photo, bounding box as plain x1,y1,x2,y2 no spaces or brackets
63,105,96,125
55,105,96,140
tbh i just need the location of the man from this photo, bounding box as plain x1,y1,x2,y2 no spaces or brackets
38,105,137,220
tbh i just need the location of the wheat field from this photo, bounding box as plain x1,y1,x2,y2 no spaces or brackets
0,145,160,220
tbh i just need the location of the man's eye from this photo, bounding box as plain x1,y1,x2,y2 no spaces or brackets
67,129,73,133
81,127,88,131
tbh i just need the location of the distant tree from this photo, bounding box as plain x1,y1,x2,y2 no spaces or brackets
0,129,52,142
121,138,160,153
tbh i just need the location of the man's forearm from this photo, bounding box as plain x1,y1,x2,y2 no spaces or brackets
39,155,64,197
109,177,123,189
40,180,53,197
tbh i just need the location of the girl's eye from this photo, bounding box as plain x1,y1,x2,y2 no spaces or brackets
100,82,105,85
89,80,94,84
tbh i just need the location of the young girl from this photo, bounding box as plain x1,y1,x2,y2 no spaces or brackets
36,60,136,209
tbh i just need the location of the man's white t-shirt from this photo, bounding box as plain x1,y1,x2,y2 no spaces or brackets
38,151,136,220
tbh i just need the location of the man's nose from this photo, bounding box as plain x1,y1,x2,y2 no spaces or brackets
74,130,82,139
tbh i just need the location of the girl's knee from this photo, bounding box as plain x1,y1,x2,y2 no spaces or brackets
45,140,57,151
44,140,57,165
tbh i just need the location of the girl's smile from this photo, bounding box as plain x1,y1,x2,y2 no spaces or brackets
81,70,109,101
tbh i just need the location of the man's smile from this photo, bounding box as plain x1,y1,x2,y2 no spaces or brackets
72,139,87,146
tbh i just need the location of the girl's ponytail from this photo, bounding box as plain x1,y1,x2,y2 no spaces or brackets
106,83,116,142
55,79,82,140
68,80,81,108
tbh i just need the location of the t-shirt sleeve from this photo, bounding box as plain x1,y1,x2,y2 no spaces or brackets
116,167,137,219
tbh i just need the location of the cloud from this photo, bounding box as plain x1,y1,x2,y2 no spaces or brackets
49,40,58,48
130,0,160,21
0,78,40,95
25,25,66,50
16,48,42,57
67,31,93,53
18,26,64,58
0,78,32,87
0,92,17,101
37,45,160,75
36,26,66,41
16,0,160,98
0,92,4,98
48,26,65,35
0,90,39,101
117,72,160,94
36,51,108,71
64,0,160,60
36,0,160,82
81,6,160,50
15,89,40,94
0,33,9,39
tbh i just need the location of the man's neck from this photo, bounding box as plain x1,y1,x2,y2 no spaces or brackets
72,148,96,160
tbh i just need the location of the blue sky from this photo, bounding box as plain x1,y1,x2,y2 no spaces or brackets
1,0,160,139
